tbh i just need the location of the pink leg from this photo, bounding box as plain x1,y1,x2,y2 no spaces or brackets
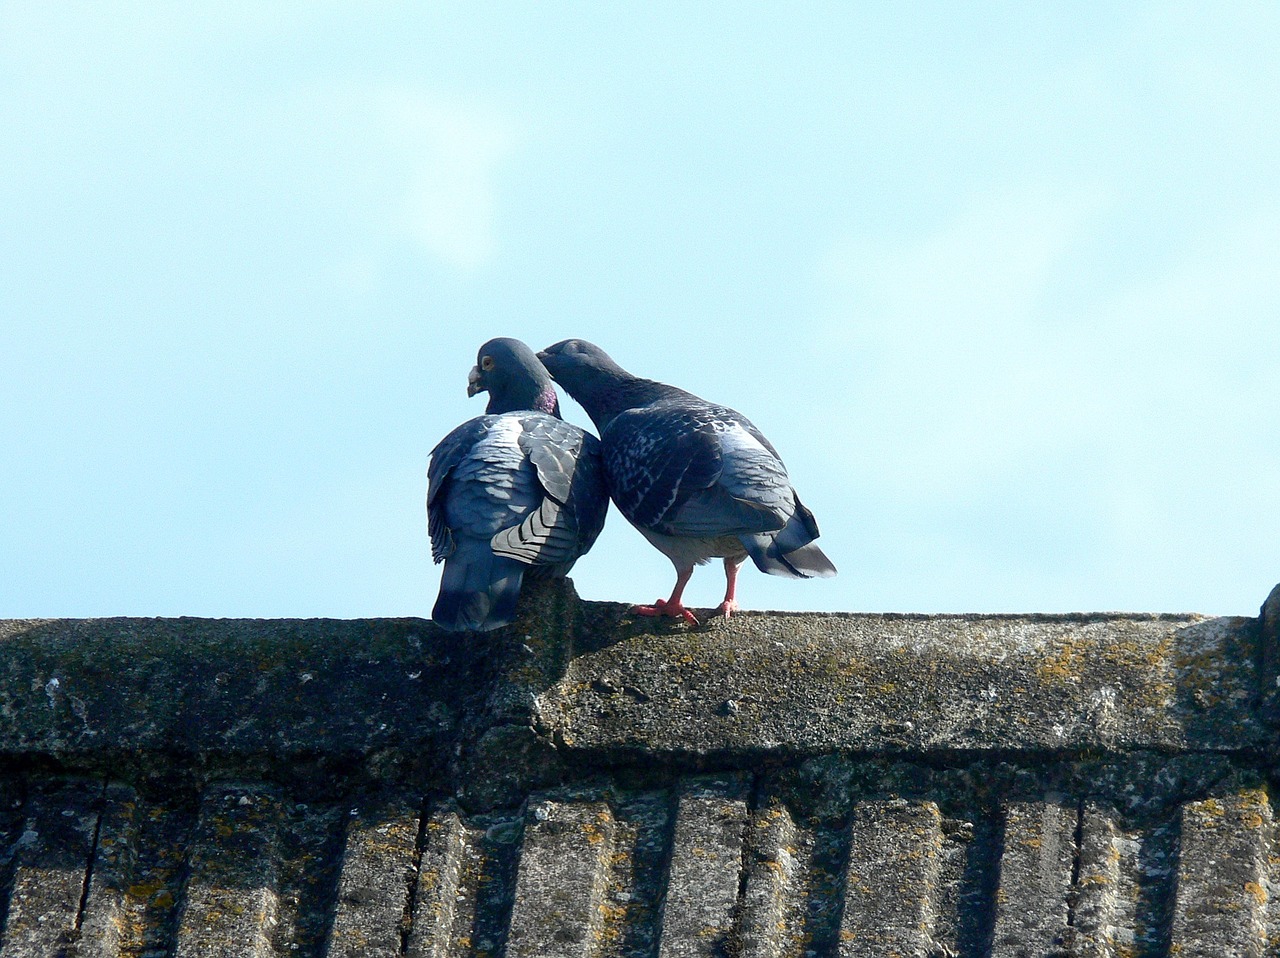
631,566,699,625
716,557,744,618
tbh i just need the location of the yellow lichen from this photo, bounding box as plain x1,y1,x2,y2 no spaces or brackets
1039,645,1075,683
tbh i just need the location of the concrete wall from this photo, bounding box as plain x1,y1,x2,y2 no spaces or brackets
0,581,1277,957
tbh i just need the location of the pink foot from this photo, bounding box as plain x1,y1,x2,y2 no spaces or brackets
631,599,700,626
715,599,740,619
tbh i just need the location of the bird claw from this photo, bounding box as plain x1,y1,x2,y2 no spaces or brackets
715,599,739,619
631,599,700,626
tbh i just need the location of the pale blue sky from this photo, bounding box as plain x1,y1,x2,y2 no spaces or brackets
2,3,1277,618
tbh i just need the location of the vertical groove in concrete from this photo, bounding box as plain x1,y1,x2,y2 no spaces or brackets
173,785,282,958
405,809,467,958
1170,789,1271,958
657,777,750,958
75,783,142,958
324,799,422,958
989,798,1079,958
430,810,523,958
591,791,673,958
506,799,617,958
0,778,103,958
1067,804,1124,958
788,807,849,958
837,799,944,958
112,791,196,958
268,801,348,958
736,799,797,958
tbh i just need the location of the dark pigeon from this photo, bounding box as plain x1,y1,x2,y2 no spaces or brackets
537,339,835,625
427,338,608,631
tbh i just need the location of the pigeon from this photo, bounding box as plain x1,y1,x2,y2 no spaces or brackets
536,339,835,625
427,338,608,631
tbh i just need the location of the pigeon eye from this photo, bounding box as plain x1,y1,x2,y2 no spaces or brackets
481,356,495,371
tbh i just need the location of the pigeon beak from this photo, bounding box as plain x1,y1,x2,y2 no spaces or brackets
466,366,483,397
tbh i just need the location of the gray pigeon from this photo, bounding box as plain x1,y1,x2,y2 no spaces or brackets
427,338,608,631
537,339,834,625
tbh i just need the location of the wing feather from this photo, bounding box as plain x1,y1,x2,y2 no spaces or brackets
603,400,795,537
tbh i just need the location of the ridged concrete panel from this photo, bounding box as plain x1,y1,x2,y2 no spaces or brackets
736,800,797,958
657,778,749,958
838,800,944,958
1070,804,1129,958
326,800,421,958
0,582,1276,956
1170,789,1271,958
0,779,1274,956
507,800,615,958
989,799,1079,958
405,809,466,958
431,810,523,957
594,791,671,958
173,785,281,958
75,784,140,958
0,780,101,957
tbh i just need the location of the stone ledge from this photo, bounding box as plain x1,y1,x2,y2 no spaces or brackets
0,582,1277,958
0,616,456,757
549,605,1265,759
1,581,1271,767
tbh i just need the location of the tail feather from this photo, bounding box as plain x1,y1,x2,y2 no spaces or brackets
775,540,838,578
740,499,837,580
767,498,821,558
432,544,527,631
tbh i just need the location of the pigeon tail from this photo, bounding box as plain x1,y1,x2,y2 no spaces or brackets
779,540,838,578
432,546,527,631
767,498,821,556
740,534,837,579
739,501,837,580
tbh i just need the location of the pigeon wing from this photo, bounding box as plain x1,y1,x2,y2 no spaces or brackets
602,401,790,537
426,417,492,563
602,404,727,531
488,416,607,566
656,410,795,537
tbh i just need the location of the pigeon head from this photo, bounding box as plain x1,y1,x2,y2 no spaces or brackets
468,337,561,416
538,339,651,431
542,337,640,381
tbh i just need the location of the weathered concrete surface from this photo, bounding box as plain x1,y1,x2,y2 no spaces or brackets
327,799,421,958
0,585,1267,767
506,799,615,958
547,605,1265,758
173,784,281,958
0,616,453,757
0,779,101,957
838,799,944,957
1069,804,1130,958
74,783,140,958
736,798,797,958
1170,790,1272,958
0,580,1276,958
989,799,1077,957
405,809,466,958
657,778,749,958
0,581,579,768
